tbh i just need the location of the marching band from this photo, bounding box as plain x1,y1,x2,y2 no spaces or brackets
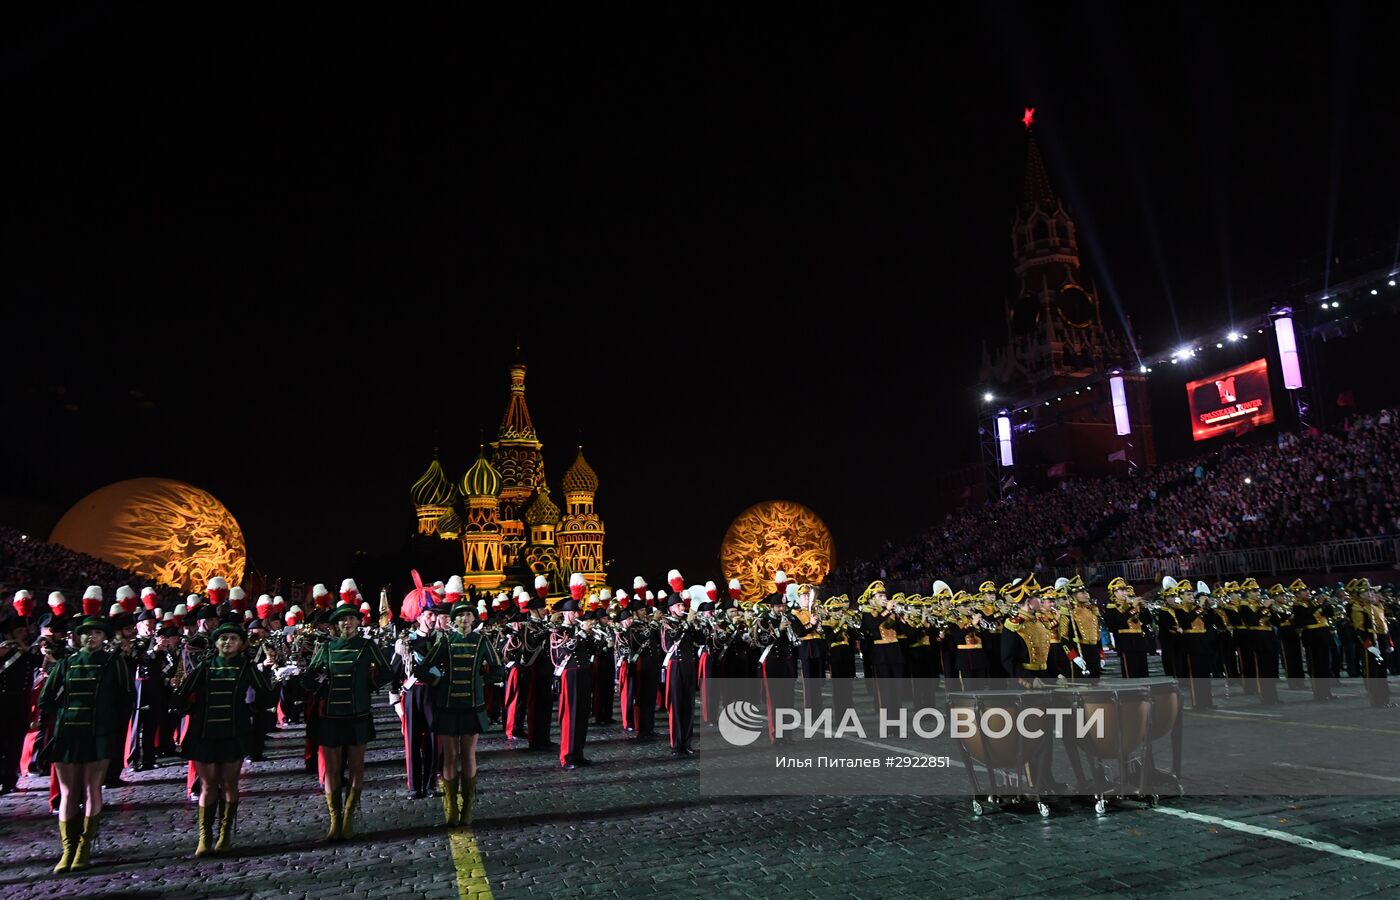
0,565,1396,872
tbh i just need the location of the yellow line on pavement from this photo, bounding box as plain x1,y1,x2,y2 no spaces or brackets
449,827,493,899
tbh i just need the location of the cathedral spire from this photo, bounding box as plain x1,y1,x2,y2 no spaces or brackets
498,353,538,442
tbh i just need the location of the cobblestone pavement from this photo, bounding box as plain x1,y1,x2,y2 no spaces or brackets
2,662,1399,899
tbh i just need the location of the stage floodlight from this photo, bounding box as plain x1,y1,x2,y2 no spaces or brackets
1273,310,1303,390
1109,373,1130,436
995,413,1013,467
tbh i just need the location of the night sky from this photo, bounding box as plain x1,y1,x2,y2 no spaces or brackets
5,4,1400,587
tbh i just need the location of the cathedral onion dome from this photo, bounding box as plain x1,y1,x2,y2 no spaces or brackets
462,445,503,498
562,446,599,494
411,453,458,508
524,487,561,526
435,509,465,539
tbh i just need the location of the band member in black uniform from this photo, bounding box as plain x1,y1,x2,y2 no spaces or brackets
944,593,988,689
104,606,138,788
0,614,41,796
754,591,799,743
1105,578,1150,678
979,581,1009,679
552,575,596,769
662,590,700,755
826,599,856,720
629,594,662,742
244,619,280,761
1272,584,1307,691
860,582,909,712
392,599,439,797
1177,585,1217,709
1293,580,1339,701
525,579,555,752
905,586,942,710
177,623,274,856
793,584,827,712
715,602,756,708
1208,584,1242,683
126,610,165,771
592,589,616,725
1238,578,1281,705
1155,578,1185,677
1350,578,1395,709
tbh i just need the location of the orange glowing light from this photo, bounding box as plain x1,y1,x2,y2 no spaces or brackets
49,478,247,593
720,500,834,605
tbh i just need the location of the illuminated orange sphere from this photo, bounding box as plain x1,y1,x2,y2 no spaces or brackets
720,500,834,605
49,478,247,593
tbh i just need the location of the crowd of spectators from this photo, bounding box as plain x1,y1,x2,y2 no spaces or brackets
0,524,183,610
832,409,1400,593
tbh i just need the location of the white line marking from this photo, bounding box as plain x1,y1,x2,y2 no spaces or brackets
1150,806,1400,870
1273,762,1400,784
850,738,924,756
1199,708,1283,718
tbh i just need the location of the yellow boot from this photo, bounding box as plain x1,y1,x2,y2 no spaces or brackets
53,819,79,874
440,776,459,827
463,775,477,826
194,804,214,858
70,814,100,871
341,788,360,840
324,792,342,842
214,800,238,852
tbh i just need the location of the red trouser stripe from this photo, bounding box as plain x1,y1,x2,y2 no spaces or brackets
666,661,676,748
559,673,572,767
762,661,776,742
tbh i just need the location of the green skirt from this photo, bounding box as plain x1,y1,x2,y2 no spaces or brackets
434,707,488,736
43,731,118,766
317,714,375,748
182,735,251,764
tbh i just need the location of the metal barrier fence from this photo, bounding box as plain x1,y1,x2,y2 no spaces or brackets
1089,536,1400,584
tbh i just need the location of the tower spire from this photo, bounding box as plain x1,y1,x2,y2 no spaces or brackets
498,355,538,441
1022,131,1058,212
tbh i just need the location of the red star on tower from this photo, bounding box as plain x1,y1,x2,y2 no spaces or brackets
1021,107,1035,130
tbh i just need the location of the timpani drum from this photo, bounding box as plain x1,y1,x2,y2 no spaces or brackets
947,689,1055,818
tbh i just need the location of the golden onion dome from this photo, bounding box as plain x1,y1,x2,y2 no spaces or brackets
461,445,503,498
435,509,465,539
562,446,599,494
524,487,561,526
411,453,457,508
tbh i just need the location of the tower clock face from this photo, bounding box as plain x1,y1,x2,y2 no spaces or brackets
1056,286,1094,327
1011,293,1040,335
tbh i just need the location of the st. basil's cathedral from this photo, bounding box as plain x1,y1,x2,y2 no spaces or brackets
409,351,605,595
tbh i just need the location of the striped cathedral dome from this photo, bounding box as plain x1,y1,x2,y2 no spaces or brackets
411,453,457,508
561,446,599,494
461,446,503,498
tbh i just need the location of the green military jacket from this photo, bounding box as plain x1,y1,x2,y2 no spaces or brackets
417,630,500,712
306,635,394,717
38,648,133,741
179,653,275,740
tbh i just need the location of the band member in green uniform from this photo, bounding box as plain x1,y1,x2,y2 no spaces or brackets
416,600,501,827
305,601,394,841
38,608,134,873
178,623,275,856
